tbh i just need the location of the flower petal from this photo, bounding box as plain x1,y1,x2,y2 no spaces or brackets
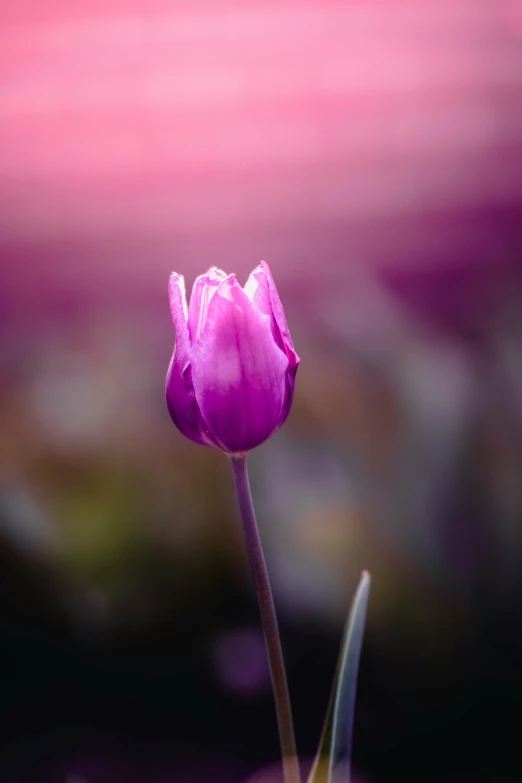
188,267,228,343
248,262,300,368
263,261,299,354
166,273,219,448
251,262,300,430
276,361,299,430
191,275,289,453
168,272,190,361
243,263,272,317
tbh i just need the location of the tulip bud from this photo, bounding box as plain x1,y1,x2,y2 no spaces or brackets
166,261,299,454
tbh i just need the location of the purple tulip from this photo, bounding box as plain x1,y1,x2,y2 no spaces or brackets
166,261,299,454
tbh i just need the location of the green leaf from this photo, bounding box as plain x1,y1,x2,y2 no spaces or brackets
307,571,371,783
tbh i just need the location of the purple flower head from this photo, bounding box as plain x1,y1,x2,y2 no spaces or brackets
166,261,300,454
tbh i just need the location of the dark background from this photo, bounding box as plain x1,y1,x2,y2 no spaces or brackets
1,1,522,781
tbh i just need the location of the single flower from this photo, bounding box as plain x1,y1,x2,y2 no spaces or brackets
166,261,299,454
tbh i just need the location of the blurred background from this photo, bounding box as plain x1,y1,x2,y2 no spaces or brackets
1,1,522,781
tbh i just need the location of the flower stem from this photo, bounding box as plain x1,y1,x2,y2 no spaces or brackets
230,454,301,783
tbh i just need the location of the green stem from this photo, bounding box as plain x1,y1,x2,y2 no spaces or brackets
230,454,301,783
